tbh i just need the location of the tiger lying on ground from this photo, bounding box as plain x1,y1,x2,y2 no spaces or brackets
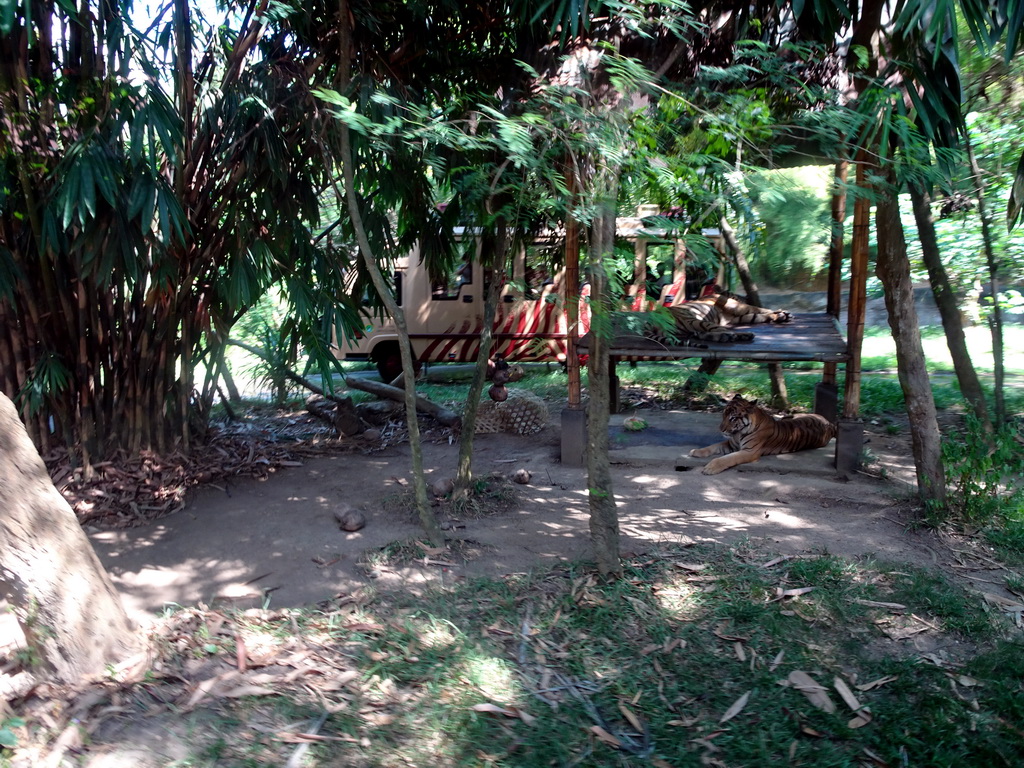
644,287,792,347
690,394,837,475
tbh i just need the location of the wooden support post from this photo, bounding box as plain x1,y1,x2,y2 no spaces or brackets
609,356,620,414
823,160,848,390
630,237,647,308
836,158,870,472
561,189,585,466
843,160,870,420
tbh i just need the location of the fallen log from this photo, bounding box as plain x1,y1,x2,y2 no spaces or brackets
344,375,461,428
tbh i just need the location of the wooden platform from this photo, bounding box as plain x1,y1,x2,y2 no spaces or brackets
566,312,862,476
577,312,849,363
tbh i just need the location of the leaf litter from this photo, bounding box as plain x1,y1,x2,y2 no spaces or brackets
10,544,1023,767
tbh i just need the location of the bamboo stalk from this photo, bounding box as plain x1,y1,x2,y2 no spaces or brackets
823,160,848,389
842,159,870,420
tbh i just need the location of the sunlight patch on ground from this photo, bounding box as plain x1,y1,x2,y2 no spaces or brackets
460,655,520,705
408,617,460,650
652,574,703,619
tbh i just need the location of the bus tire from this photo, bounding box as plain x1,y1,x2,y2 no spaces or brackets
372,342,419,383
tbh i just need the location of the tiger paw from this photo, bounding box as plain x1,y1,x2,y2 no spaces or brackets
770,311,792,323
700,460,727,475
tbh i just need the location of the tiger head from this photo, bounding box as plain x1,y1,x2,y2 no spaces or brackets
720,394,767,436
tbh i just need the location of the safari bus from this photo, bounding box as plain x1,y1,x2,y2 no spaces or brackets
333,211,724,381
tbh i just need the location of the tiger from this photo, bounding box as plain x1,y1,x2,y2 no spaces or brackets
643,287,792,347
690,394,836,475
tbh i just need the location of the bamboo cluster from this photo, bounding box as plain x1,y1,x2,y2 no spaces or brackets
0,0,347,465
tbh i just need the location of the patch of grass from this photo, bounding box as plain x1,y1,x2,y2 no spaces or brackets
882,566,995,636
448,475,520,518
939,418,1024,542
40,544,1021,768
862,325,1024,376
985,516,1024,567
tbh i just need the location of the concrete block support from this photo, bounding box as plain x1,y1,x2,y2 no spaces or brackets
560,407,587,467
835,418,865,476
814,382,839,423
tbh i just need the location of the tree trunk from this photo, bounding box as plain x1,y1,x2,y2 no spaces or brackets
455,224,508,497
586,185,622,578
718,214,788,409
337,0,441,546
965,131,1006,425
875,186,946,507
908,182,992,433
0,392,136,683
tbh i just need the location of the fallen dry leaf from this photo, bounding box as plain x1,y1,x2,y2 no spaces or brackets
848,711,873,729
980,592,1024,610
719,690,751,724
734,642,746,662
855,675,898,692
618,701,644,733
862,746,890,766
515,708,536,726
590,725,622,748
712,626,748,642
832,677,863,712
184,671,241,709
277,733,357,743
771,586,815,602
471,703,518,718
786,671,836,713
851,598,907,611
221,684,277,698
414,541,447,557
769,650,785,672
319,670,361,691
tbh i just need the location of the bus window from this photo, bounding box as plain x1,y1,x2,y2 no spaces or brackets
524,247,555,300
431,260,472,300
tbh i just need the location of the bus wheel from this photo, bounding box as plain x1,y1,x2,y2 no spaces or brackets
372,342,418,383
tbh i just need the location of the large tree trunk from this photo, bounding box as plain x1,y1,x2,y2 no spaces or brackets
586,185,622,578
908,183,992,433
0,393,136,683
875,186,946,506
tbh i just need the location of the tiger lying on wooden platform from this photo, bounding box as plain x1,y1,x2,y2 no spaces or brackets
690,394,837,475
644,288,791,347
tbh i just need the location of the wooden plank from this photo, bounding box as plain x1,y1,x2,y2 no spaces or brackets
577,313,850,364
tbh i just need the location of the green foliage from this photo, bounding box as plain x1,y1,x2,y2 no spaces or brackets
0,717,24,750
939,417,1024,526
746,167,833,288
16,352,71,418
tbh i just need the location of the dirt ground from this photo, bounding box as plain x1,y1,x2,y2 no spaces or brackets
86,406,962,626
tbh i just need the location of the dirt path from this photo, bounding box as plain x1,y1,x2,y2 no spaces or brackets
88,409,949,624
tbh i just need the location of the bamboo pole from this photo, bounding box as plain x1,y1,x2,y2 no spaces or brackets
842,159,870,420
823,160,848,388
565,180,582,411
